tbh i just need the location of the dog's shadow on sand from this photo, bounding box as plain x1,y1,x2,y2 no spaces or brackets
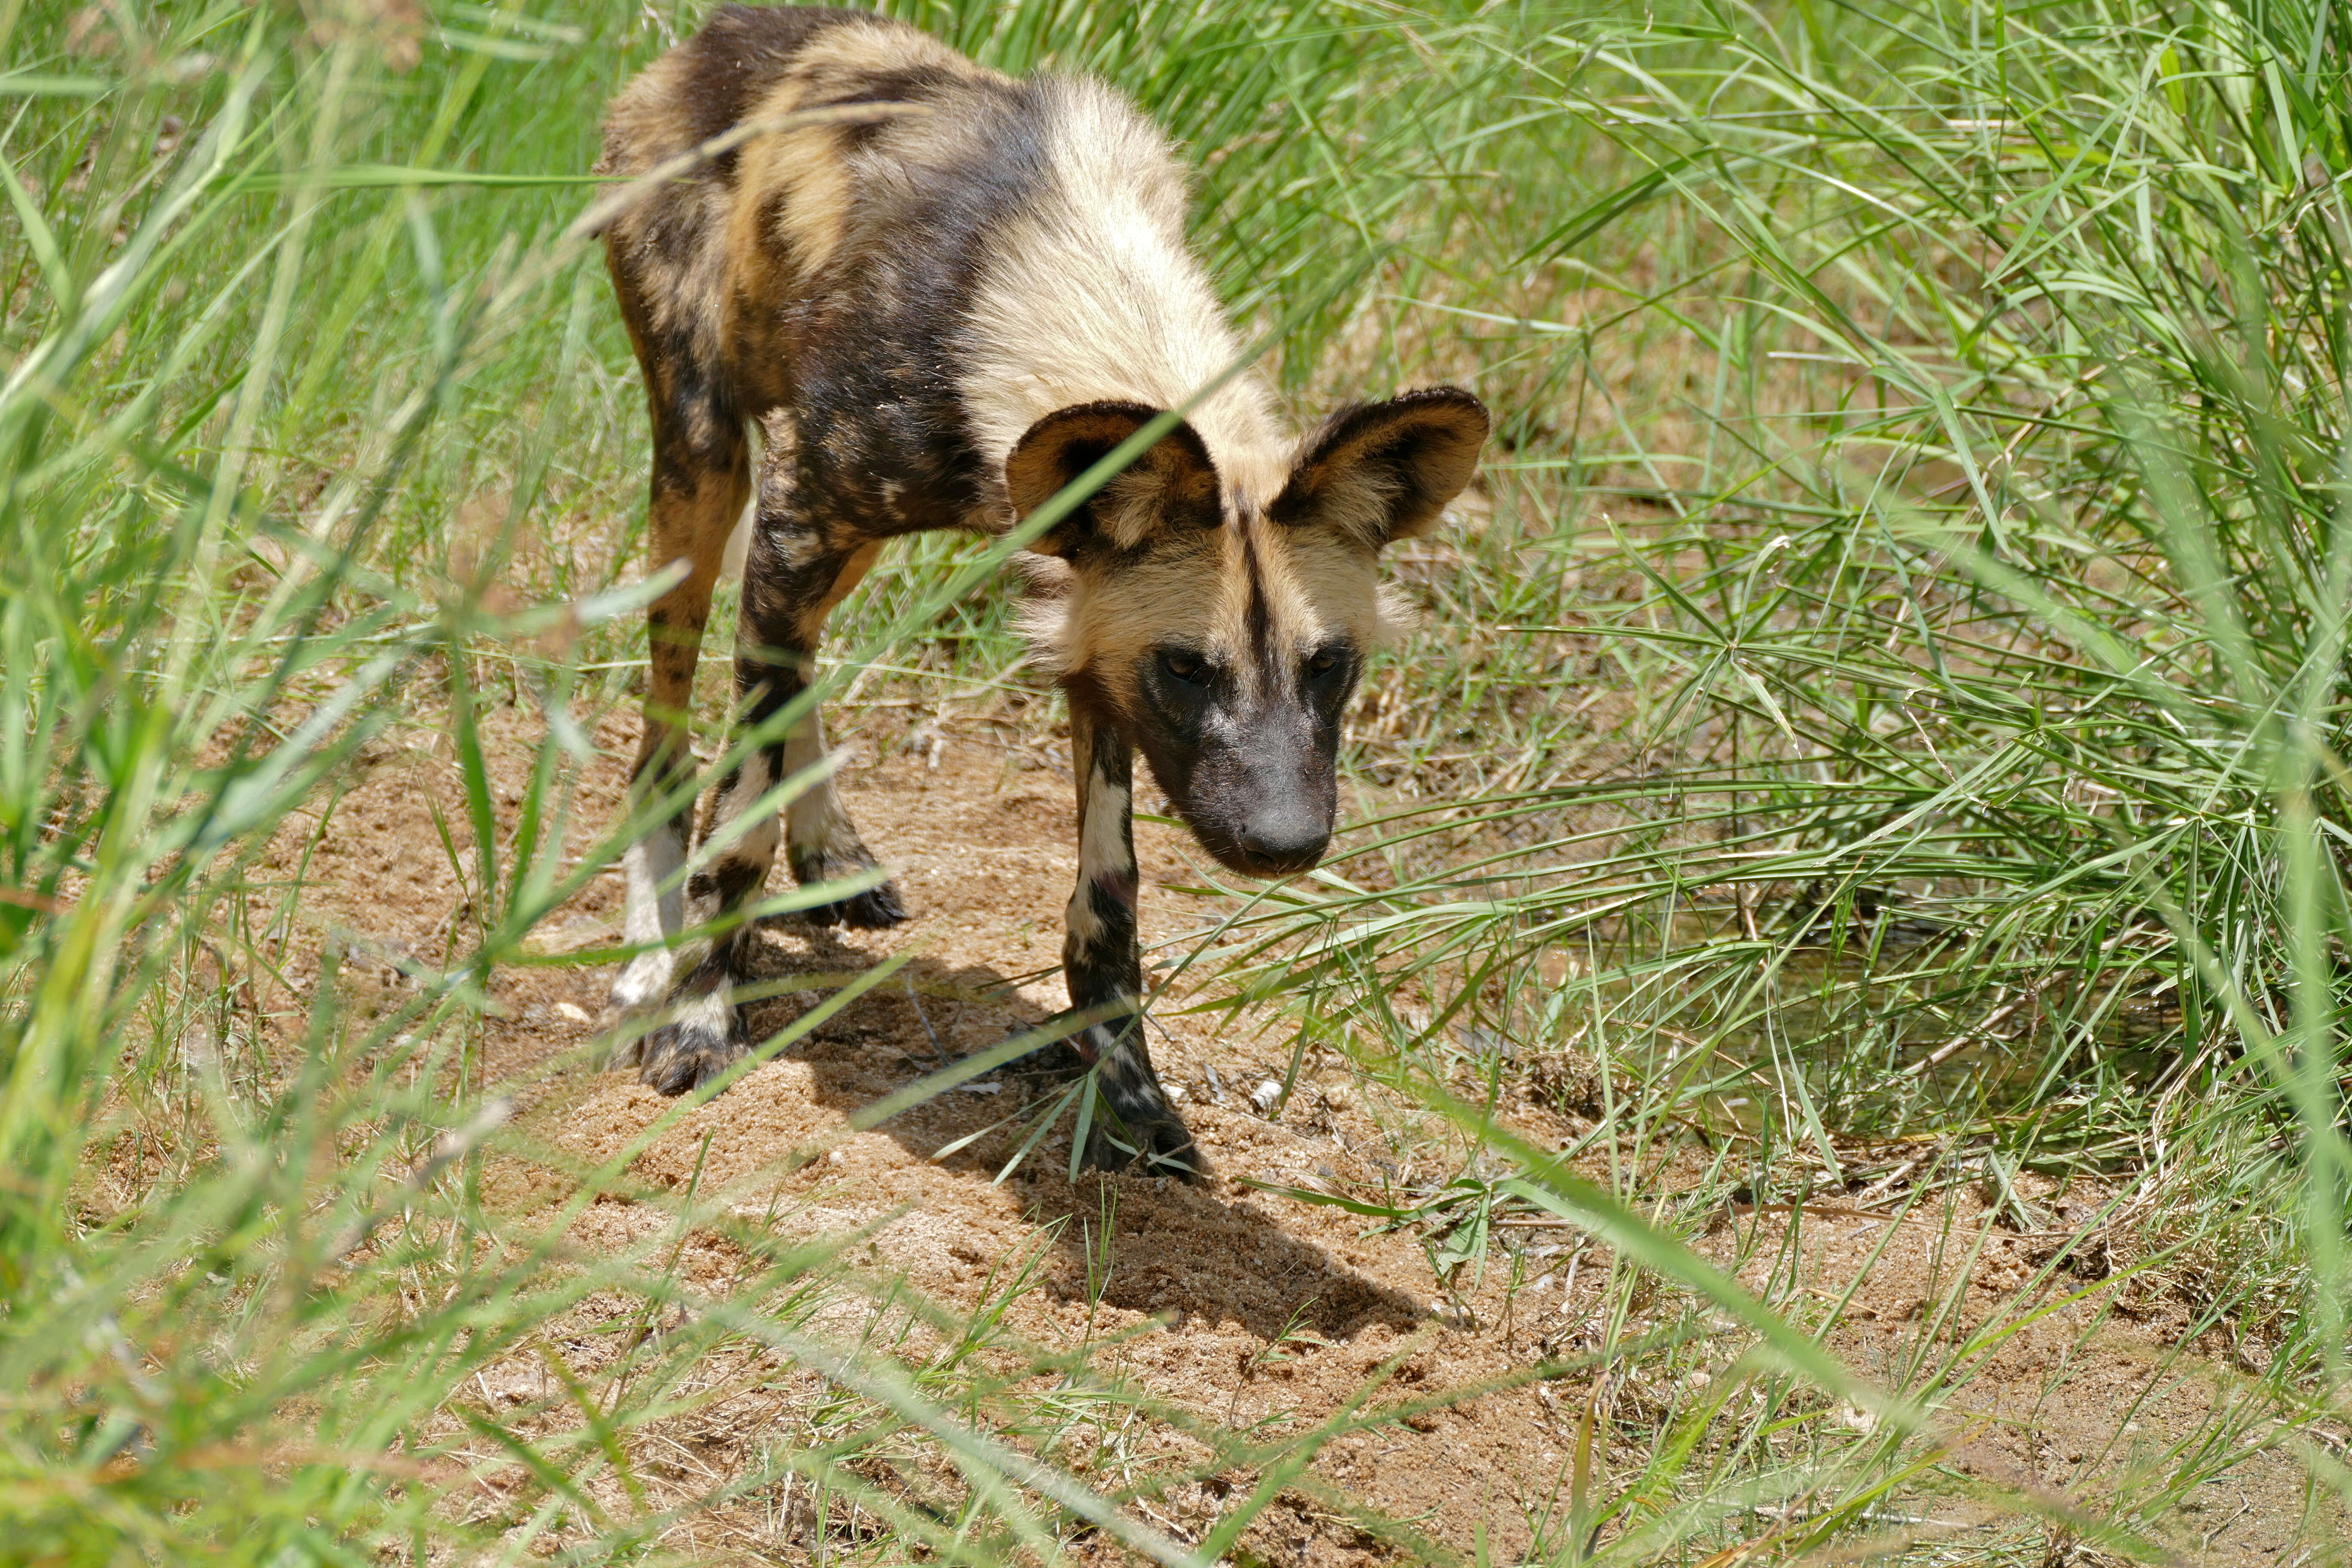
734,919,1428,1345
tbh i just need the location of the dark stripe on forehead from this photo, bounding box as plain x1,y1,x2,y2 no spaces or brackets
1238,518,1277,697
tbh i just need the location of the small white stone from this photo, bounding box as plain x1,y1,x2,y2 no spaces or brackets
827,1148,845,1165
553,1001,591,1024
1251,1079,1282,1113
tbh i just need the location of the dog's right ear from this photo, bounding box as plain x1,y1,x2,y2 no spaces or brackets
1006,402,1223,558
1270,386,1489,550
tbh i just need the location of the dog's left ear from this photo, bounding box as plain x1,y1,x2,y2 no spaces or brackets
1271,386,1490,548
1005,401,1221,558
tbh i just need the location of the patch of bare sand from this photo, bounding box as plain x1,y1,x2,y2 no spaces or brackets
270,702,2343,1563
535,734,1566,1558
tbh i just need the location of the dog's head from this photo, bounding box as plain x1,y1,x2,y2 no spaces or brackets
1009,387,1490,875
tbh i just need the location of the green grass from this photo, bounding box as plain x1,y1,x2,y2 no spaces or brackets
4,0,2350,1560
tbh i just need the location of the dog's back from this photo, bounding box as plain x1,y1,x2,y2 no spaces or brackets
598,5,1283,527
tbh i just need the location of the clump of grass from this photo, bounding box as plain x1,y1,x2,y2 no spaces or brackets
10,0,2351,1560
1097,0,2352,1545
1192,0,2352,1539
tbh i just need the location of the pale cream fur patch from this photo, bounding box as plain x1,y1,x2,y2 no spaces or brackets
1373,582,1421,644
1029,518,1383,688
731,21,999,287
1064,768,1132,947
959,80,1290,509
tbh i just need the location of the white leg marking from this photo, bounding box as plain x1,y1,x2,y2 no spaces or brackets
673,983,736,1048
783,713,857,863
704,746,780,875
611,822,686,1019
1063,769,1131,946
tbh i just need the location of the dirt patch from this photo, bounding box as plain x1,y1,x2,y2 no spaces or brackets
250,698,2343,1563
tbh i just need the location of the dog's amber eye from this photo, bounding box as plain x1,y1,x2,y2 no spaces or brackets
1308,649,1341,676
1163,651,1210,686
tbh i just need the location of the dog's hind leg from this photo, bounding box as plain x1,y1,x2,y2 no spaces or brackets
635,484,900,1095
745,474,906,929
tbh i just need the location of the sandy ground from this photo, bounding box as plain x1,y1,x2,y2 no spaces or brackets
269,695,2345,1564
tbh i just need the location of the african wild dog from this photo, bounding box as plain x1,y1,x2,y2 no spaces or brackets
597,5,1488,1176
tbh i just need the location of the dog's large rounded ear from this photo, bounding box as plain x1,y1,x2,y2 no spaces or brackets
1006,401,1222,557
1270,386,1489,548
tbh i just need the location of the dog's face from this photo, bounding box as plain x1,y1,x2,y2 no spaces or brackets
1008,388,1490,877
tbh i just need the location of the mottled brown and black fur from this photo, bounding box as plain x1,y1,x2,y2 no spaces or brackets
598,5,1489,1176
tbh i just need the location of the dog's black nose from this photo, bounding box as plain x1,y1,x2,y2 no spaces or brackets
1237,808,1329,873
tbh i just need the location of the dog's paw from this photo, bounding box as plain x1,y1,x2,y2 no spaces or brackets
1083,1110,1207,1181
811,879,909,929
791,842,909,929
1087,1038,1207,1180
637,988,744,1096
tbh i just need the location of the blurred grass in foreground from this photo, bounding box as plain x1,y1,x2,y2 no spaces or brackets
2,0,2349,1561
